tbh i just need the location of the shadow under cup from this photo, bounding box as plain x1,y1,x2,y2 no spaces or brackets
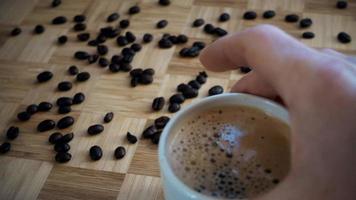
159,93,291,200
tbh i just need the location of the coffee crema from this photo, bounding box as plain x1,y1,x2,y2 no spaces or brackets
168,105,291,199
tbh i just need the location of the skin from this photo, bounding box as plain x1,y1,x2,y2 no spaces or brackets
199,25,356,200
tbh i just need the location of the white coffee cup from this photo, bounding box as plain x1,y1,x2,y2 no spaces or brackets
159,93,290,200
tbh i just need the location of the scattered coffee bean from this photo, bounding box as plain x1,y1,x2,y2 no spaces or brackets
182,87,198,98
26,104,38,115
336,1,348,9
103,112,114,123
302,32,315,39
10,27,22,36
114,146,126,159
100,26,120,38
17,111,31,121
122,47,135,56
68,65,78,76
51,0,61,7
126,132,138,144
169,94,185,104
119,19,130,29
73,23,86,31
219,13,230,22
109,63,120,72
87,124,104,135
214,27,228,37
34,25,45,34
158,0,170,6
54,142,70,152
57,35,68,44
57,81,72,91
52,16,67,25
156,20,168,29
117,36,129,46
55,152,71,163
158,38,173,48
337,32,352,44
130,68,143,77
57,116,74,129
96,34,106,44
203,24,215,34
196,75,206,84
125,31,136,43
188,80,201,90
154,116,170,129
168,103,180,113
243,11,257,20
88,54,99,64
300,18,313,28
143,68,155,76
89,145,103,160
151,131,161,144
285,14,299,22
96,44,108,55
192,18,205,27
131,77,139,87
240,66,252,73
121,63,133,72
138,74,154,84
57,132,74,144
107,12,120,22
208,85,224,96
73,92,85,104
143,125,158,139
152,97,165,111
6,126,19,140
98,57,109,67
263,10,276,19
128,5,140,15
177,34,188,44
0,142,11,154
37,71,53,83
76,72,90,82
56,97,73,107
73,14,86,23
74,51,90,60
48,132,63,144
122,54,134,64
38,102,53,111
77,33,90,41
37,119,56,132
58,106,71,114
177,83,190,93
168,35,178,44
130,43,142,52
143,33,153,43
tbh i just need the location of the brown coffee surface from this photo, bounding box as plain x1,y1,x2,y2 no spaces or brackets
168,105,291,199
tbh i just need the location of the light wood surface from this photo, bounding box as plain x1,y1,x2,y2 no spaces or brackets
0,0,355,200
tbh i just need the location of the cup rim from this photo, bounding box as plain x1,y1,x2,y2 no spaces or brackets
158,93,289,200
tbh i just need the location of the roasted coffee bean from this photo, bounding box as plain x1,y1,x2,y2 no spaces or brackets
125,31,136,43
263,10,276,19
182,87,198,98
6,126,19,140
58,106,71,114
57,81,72,91
337,32,351,43
143,68,155,76
11,27,22,36
38,102,53,111
100,26,120,38
219,13,230,22
208,85,224,96
121,63,133,72
57,35,68,44
96,44,108,55
74,51,90,60
177,34,188,44
179,48,190,57
188,80,201,90
177,83,190,93
199,71,208,78
116,36,129,46
73,23,86,31
103,112,114,123
97,57,108,67
152,97,165,111
336,1,348,9
143,33,153,43
192,18,205,27
285,14,299,22
131,77,139,87
56,97,73,107
54,142,70,152
119,19,130,29
130,68,143,77
34,25,45,34
0,142,11,154
161,33,171,39
300,18,312,28
138,74,153,84
96,34,107,44
130,43,142,52
158,38,173,48
55,152,71,163
114,146,126,159
240,66,252,73
107,12,120,22
302,32,315,39
142,125,157,139
180,46,200,57
243,11,257,20
48,132,63,144
89,145,103,160
73,92,85,104
126,132,138,144
154,116,170,129
122,47,135,56
73,14,86,23
109,63,120,72
128,5,140,15
52,16,67,25
156,20,168,29
169,94,185,104
51,0,61,7
77,33,90,41
168,103,180,113
203,24,215,34
37,119,56,132
26,104,38,115
57,116,75,129
68,65,78,75
17,111,31,121
168,35,178,44
121,54,134,64
88,54,99,64
193,41,206,50
87,124,104,135
158,0,170,6
151,131,161,144
37,71,53,83
76,72,90,82
214,27,228,37
57,132,74,144
196,75,206,84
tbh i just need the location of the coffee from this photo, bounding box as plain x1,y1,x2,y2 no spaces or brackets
168,105,291,199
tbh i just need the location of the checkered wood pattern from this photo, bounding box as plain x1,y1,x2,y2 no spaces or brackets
0,0,355,199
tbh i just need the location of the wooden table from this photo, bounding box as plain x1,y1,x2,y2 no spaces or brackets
0,0,355,199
